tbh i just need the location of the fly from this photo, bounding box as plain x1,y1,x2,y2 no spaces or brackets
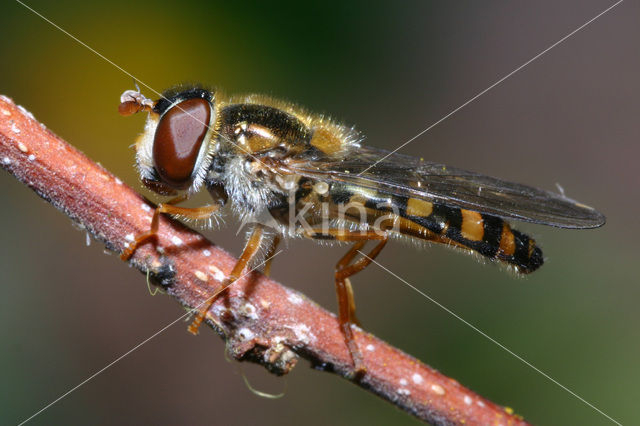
118,84,605,377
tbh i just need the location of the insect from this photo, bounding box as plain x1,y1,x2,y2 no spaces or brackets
118,83,605,376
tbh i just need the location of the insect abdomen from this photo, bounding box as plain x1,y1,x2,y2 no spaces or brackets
397,196,544,273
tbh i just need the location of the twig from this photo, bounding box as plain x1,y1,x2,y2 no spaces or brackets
0,94,530,426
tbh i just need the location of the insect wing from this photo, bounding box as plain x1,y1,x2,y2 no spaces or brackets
287,146,605,229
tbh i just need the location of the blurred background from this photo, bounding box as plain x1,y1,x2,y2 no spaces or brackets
1,1,638,424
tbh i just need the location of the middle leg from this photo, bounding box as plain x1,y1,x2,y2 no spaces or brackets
188,225,266,334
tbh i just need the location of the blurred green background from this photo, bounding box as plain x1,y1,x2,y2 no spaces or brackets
1,1,637,425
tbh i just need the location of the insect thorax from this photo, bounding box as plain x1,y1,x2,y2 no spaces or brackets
206,102,352,228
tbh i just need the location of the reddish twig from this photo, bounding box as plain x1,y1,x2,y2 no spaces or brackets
0,94,529,426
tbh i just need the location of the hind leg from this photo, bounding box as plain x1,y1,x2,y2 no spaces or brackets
304,228,388,377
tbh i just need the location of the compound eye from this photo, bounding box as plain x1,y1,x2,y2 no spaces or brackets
153,98,211,189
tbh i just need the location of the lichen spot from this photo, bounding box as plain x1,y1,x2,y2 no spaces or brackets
141,203,152,212
11,123,21,134
464,395,472,405
504,406,514,415
365,344,375,352
203,249,211,257
412,373,423,385
208,264,225,281
211,303,229,318
310,127,343,155
170,235,184,246
287,292,303,305
3,157,11,165
1,109,10,116
241,302,259,320
194,270,208,282
27,154,35,161
125,233,135,242
237,328,255,341
287,323,315,344
115,177,123,185
17,104,35,119
397,388,411,396
431,384,445,396
460,209,484,241
406,198,433,217
399,378,408,386
17,141,28,153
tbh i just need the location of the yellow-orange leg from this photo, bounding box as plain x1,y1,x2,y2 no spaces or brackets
120,196,219,261
262,235,281,277
343,278,359,327
188,225,266,334
304,228,388,377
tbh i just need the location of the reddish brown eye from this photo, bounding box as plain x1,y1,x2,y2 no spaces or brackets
153,98,211,189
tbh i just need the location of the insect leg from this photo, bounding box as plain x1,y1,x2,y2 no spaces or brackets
336,238,388,376
304,228,388,377
188,225,266,335
336,237,388,324
334,241,367,327
120,195,220,260
262,235,281,277
120,194,187,260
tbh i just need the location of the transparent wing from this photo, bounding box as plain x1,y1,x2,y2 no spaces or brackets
287,146,605,229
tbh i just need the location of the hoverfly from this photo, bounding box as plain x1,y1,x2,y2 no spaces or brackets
118,84,605,376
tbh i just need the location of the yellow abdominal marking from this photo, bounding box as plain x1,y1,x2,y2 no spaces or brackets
406,198,433,217
460,209,484,241
499,223,516,256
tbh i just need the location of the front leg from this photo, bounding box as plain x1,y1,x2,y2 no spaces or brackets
120,195,220,260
